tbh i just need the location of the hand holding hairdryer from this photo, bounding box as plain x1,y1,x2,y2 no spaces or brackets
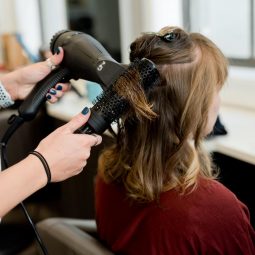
18,30,125,121
18,30,160,135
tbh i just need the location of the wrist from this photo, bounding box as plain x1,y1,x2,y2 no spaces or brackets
29,151,51,184
23,155,48,188
0,73,18,101
0,80,15,108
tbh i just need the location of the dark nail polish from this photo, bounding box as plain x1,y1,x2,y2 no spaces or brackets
55,47,60,55
81,107,89,115
56,85,62,90
49,89,57,95
46,94,52,100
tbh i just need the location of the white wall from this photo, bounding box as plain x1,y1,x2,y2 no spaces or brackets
190,0,251,59
143,0,183,32
221,67,255,110
14,0,42,58
39,0,68,46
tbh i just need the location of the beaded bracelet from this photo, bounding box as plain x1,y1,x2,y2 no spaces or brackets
0,81,14,108
29,151,51,184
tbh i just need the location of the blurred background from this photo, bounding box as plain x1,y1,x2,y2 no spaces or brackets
1,0,255,107
0,0,254,254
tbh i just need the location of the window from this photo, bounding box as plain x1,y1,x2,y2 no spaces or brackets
183,0,255,66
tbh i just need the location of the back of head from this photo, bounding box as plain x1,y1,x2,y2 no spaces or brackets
98,26,228,202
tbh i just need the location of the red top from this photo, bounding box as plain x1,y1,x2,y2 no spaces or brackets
95,176,255,255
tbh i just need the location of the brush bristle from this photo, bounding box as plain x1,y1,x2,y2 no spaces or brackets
138,58,160,90
92,85,128,123
80,58,160,134
93,58,160,122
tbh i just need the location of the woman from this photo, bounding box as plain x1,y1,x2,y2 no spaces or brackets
95,26,255,254
0,48,102,217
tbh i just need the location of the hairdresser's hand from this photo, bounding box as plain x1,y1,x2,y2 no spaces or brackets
34,108,102,183
0,47,70,103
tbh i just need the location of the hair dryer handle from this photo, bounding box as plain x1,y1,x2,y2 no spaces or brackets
18,67,71,121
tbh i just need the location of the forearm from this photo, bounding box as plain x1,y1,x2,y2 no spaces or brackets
0,71,20,101
0,155,47,217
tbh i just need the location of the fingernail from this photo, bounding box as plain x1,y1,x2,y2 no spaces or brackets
55,47,60,55
81,107,89,115
46,94,52,100
56,85,62,91
49,89,57,95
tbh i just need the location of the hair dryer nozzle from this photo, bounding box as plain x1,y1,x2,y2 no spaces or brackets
50,30,125,89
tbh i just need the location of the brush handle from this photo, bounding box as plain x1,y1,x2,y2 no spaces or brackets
77,109,119,135
18,67,71,121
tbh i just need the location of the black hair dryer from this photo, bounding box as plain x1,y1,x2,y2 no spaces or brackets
18,30,126,121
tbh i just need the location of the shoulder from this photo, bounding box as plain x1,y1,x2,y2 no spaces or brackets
159,177,249,221
151,178,254,240
143,178,255,254
196,178,250,217
197,177,240,204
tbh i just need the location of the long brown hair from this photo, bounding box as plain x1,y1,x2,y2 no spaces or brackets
98,26,228,202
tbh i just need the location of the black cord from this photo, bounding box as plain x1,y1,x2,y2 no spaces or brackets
20,202,49,255
0,114,49,255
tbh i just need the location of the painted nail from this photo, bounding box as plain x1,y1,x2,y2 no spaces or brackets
46,94,52,100
49,89,57,95
56,85,62,90
55,47,60,55
81,107,89,115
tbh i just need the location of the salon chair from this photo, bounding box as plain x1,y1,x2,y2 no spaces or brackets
36,218,113,255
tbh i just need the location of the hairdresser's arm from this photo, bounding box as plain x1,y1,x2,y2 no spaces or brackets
0,109,102,217
0,47,70,103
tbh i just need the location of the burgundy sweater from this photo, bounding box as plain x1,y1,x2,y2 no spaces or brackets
95,176,255,255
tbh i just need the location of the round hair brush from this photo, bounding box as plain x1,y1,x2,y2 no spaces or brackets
77,58,160,135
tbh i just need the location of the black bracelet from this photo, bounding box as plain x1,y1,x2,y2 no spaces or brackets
29,150,51,184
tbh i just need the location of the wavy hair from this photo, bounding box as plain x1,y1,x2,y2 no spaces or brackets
98,26,228,202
